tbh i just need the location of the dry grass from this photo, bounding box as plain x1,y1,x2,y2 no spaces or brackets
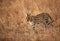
0,0,60,41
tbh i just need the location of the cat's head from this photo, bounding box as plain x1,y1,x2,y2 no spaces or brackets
26,13,31,21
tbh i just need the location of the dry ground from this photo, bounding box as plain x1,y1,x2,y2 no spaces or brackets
0,0,60,41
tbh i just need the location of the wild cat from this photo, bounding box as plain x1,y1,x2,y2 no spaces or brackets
26,13,54,30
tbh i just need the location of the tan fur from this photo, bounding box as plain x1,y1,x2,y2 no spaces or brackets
26,13,53,30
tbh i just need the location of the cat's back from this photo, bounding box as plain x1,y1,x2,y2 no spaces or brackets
36,13,49,17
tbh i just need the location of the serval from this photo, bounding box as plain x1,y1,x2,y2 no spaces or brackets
26,13,54,30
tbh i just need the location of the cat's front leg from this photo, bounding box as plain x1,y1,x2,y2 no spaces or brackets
32,23,36,30
32,23,38,33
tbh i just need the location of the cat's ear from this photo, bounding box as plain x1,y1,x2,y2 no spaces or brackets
27,13,31,16
27,13,29,16
26,11,32,16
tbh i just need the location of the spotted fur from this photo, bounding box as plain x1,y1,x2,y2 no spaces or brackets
26,13,53,30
